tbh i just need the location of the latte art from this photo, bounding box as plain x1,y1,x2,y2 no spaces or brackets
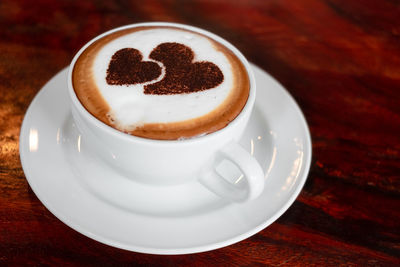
107,43,224,95
106,47,162,86
72,26,249,140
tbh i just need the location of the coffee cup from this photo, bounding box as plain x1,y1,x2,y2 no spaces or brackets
68,22,264,202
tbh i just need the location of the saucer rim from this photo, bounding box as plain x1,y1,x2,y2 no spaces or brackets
19,64,312,254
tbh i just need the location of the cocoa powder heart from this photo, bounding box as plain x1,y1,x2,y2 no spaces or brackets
106,48,161,85
105,43,224,95
145,42,224,95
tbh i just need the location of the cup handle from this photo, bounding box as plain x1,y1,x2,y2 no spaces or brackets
199,141,264,202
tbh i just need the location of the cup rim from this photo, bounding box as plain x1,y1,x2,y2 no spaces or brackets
67,22,256,146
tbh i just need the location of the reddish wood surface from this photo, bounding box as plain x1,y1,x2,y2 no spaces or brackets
1,0,399,266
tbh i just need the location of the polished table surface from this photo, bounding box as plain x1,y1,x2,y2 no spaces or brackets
1,0,399,266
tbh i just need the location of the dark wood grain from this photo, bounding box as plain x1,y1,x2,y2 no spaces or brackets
1,0,399,266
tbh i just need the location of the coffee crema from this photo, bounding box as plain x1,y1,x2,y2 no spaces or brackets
72,26,249,140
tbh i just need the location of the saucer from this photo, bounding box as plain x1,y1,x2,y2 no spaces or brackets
20,64,312,254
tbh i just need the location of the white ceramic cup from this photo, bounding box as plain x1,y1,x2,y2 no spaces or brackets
67,22,264,202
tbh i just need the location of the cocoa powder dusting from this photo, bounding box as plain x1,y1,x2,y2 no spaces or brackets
106,48,161,85
145,42,224,95
106,43,223,95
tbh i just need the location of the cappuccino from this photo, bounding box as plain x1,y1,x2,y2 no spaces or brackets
72,26,249,140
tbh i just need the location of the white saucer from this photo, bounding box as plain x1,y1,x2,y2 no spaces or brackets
20,64,312,255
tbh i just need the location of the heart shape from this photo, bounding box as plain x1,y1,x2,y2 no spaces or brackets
106,48,161,85
106,43,224,95
145,42,224,95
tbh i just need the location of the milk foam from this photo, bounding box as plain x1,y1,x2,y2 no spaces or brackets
92,28,233,130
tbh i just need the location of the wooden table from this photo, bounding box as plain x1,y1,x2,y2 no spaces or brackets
1,0,399,265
